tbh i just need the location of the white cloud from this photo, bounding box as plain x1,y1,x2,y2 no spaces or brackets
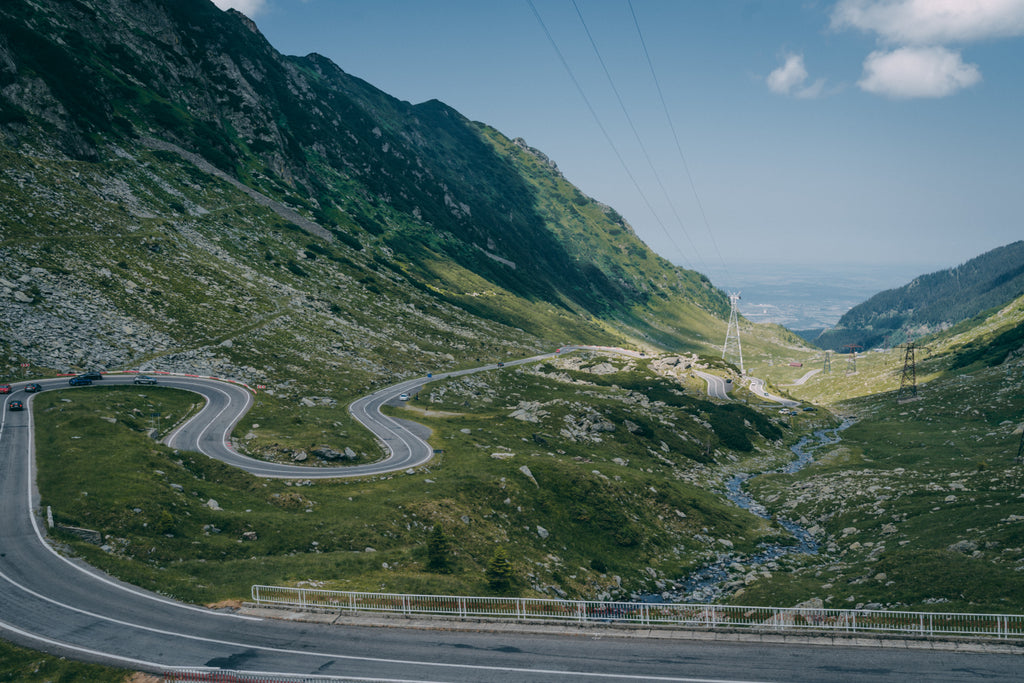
832,0,1024,45
767,54,807,94
211,0,268,17
767,53,825,98
858,46,982,98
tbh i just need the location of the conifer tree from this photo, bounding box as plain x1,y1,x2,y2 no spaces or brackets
486,546,514,593
426,523,451,573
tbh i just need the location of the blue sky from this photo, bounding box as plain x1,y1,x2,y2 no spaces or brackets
213,1,1024,286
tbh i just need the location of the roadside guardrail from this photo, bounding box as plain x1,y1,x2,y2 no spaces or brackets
250,586,1024,640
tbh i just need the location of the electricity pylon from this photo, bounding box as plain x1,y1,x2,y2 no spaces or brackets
896,342,930,402
823,350,832,374
722,292,744,374
844,344,862,376
896,342,919,402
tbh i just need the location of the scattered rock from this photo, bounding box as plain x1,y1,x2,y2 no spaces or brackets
519,464,538,487
947,539,978,554
536,526,549,539
206,499,222,511
241,531,258,541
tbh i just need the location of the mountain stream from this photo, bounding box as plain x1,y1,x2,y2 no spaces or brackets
641,419,854,604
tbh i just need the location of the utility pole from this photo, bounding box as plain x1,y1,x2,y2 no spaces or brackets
844,344,862,376
823,350,832,374
1016,428,1023,465
722,292,744,374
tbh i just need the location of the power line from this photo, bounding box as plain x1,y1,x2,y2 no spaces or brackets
628,0,735,288
526,0,694,270
570,0,707,273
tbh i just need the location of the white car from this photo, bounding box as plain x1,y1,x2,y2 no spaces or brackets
398,393,410,401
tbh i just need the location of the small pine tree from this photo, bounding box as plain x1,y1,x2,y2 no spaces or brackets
486,546,514,593
154,509,174,534
426,523,452,573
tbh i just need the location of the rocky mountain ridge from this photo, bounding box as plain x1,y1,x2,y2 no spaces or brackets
1,0,735,388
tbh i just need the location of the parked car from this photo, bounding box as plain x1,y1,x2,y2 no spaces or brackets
76,371,103,380
68,377,92,386
0,384,11,395
133,375,157,385
8,400,24,411
24,383,42,393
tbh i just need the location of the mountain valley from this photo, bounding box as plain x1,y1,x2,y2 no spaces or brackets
1,1,1024,678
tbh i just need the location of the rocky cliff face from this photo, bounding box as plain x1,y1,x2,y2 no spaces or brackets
0,0,728,388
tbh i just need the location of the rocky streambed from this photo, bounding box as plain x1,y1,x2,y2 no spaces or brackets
643,419,854,604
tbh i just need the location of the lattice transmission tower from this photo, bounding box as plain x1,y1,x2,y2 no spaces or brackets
896,342,919,402
722,292,744,374
823,350,832,374
844,344,862,376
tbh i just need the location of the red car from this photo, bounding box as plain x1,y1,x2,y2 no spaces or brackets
0,384,11,395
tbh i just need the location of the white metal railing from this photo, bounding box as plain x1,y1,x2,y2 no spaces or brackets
250,586,1024,639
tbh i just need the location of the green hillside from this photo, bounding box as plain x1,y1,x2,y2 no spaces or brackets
814,240,1024,351
0,0,736,382
732,293,1024,612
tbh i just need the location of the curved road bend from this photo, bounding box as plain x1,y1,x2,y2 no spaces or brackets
694,370,732,400
2,371,1019,680
746,377,800,408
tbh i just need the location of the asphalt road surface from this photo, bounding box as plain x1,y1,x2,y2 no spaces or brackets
694,370,733,400
1,370,1020,681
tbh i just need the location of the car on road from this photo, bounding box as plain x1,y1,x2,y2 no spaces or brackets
24,383,42,393
0,384,11,395
68,377,92,386
133,375,157,385
398,392,410,401
8,400,24,411
76,371,103,380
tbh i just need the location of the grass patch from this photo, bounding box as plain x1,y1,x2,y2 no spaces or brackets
0,638,129,682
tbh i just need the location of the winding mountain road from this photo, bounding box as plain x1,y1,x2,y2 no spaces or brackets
1,361,1017,681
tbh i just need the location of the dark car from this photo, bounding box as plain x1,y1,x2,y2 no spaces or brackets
8,400,24,411
24,383,42,393
77,371,103,380
133,375,157,385
0,384,11,395
68,377,93,386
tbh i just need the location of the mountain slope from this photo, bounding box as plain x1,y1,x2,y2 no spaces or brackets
0,0,728,357
814,240,1024,351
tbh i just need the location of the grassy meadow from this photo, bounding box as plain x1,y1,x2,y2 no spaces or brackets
32,352,827,605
